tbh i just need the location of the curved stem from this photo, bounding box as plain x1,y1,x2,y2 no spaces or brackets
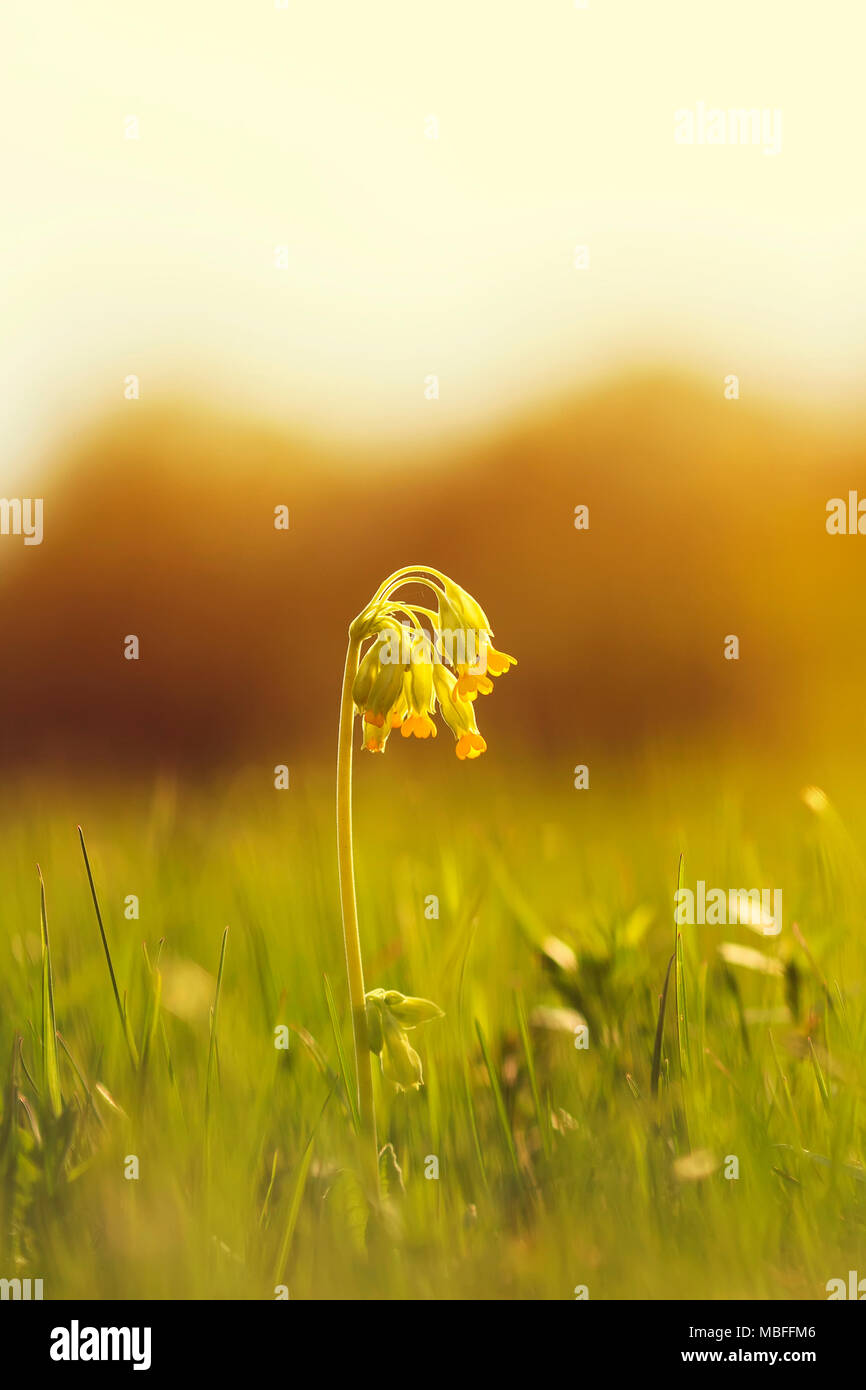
402,604,439,622
337,634,379,1192
372,565,448,604
387,603,424,630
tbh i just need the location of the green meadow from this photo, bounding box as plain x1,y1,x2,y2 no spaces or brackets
1,751,864,1300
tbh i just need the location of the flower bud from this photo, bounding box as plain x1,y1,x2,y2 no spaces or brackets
382,991,445,1027
381,1010,424,1091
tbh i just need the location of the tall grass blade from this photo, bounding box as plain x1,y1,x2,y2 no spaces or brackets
205,927,229,1123
78,827,139,1069
651,951,676,1097
457,923,487,1185
139,948,163,1074
808,1038,831,1113
475,1019,521,1180
273,1088,334,1283
515,991,551,1158
675,933,691,1083
273,1135,315,1286
323,972,360,1133
38,866,62,1118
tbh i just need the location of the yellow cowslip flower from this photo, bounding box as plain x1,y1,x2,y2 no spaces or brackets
366,654,404,720
432,663,487,759
400,631,437,739
457,734,486,761
348,565,514,759
365,987,444,1092
354,637,405,753
453,670,494,700
436,576,492,637
401,712,436,739
453,642,517,700
361,715,391,754
435,578,517,700
351,634,383,710
485,644,517,677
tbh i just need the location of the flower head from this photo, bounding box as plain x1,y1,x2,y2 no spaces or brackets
349,566,515,759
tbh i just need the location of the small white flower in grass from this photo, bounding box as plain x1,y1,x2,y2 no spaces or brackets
718,942,785,976
674,1150,719,1182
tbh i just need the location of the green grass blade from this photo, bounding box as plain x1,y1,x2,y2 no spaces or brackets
205,927,229,1123
38,866,62,1118
56,1033,103,1128
808,1038,831,1113
323,972,360,1133
675,932,691,1083
0,1039,21,1263
515,991,551,1158
78,827,139,1069
768,1029,803,1143
475,1019,521,1180
673,855,691,1082
651,951,676,1096
139,949,163,1073
456,923,487,1186
273,1089,334,1283
273,1136,315,1286
259,1149,279,1230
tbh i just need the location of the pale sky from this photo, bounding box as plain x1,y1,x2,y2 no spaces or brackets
2,0,865,488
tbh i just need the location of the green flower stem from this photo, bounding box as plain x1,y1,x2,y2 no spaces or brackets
337,633,378,1189
373,565,446,604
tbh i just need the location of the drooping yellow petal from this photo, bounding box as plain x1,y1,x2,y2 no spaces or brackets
454,672,494,700
485,644,517,677
456,732,486,760
400,713,437,739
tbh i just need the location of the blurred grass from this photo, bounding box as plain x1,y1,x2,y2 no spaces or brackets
0,751,865,1300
